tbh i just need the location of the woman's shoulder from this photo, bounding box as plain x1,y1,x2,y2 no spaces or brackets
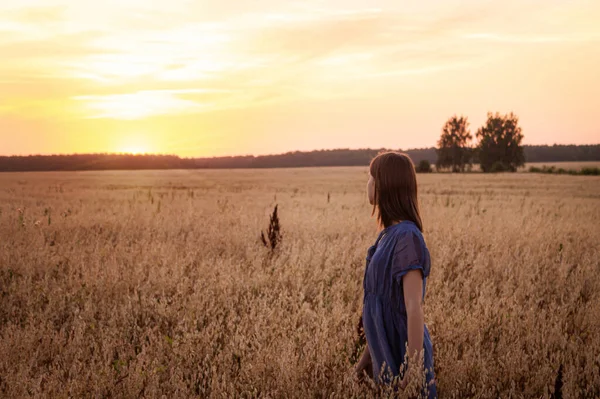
389,221,430,278
388,221,426,250
389,220,421,236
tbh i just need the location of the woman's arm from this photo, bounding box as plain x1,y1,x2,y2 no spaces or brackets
402,269,424,374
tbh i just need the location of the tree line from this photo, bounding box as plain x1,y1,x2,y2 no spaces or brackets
434,112,600,173
0,149,436,172
0,144,598,172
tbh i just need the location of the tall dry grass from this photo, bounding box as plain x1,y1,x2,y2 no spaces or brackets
0,168,599,398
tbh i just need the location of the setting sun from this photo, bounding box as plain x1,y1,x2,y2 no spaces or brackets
119,147,147,155
117,134,153,155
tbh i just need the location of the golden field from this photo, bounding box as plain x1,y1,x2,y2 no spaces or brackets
0,168,599,398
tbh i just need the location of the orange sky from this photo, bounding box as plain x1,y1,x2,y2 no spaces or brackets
1,0,599,157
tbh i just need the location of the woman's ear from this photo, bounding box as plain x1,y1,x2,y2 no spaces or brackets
367,175,376,206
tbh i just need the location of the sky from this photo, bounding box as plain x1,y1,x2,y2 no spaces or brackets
1,0,599,157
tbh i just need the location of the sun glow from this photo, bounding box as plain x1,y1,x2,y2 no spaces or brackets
120,147,148,155
117,134,154,155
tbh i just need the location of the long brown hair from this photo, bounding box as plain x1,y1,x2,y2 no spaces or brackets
369,151,423,231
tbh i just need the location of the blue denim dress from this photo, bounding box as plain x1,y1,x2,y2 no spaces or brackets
362,221,437,398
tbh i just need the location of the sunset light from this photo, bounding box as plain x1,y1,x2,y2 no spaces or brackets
1,1,599,396
1,0,600,157
116,133,153,155
119,147,148,155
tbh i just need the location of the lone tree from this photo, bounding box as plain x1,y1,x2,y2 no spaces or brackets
476,112,525,172
436,115,473,172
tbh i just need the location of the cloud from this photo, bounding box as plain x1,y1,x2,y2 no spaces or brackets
5,5,66,24
0,32,105,59
0,5,506,120
4,0,600,122
73,92,203,120
72,89,230,119
463,32,600,44
71,87,286,120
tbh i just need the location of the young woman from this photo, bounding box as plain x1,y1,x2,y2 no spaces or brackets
355,151,437,398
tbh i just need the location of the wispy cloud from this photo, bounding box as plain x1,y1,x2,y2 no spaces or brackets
73,92,205,120
463,32,600,44
73,89,232,119
2,0,600,124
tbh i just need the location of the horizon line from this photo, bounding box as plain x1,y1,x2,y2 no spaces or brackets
1,142,600,159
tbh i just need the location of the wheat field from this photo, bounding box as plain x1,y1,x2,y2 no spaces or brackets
0,168,599,398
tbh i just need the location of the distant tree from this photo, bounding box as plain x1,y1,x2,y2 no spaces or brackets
416,160,432,173
476,112,525,172
436,115,473,172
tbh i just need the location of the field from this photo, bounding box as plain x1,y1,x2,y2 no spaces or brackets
1,168,599,398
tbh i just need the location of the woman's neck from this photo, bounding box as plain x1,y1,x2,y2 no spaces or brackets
378,220,401,232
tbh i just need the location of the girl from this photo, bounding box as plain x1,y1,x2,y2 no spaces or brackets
355,152,437,398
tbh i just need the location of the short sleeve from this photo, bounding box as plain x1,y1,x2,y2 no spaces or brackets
391,231,429,284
